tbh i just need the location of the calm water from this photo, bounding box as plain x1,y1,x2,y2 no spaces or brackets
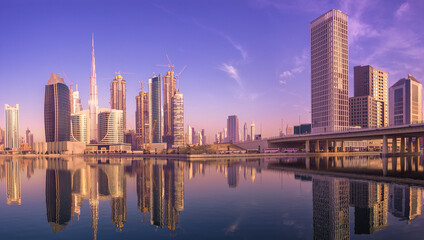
1,155,424,239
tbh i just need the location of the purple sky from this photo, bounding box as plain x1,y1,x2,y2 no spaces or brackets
0,0,423,142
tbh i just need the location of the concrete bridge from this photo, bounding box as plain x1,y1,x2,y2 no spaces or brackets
266,123,424,155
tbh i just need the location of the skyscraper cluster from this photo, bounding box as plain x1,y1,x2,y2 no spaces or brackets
310,9,422,133
39,35,186,150
215,116,256,144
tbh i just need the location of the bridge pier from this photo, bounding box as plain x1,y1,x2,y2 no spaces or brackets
401,137,406,153
382,135,388,155
415,137,420,153
408,137,413,153
305,140,310,153
325,140,329,153
315,140,320,153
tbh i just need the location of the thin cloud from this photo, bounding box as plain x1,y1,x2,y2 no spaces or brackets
219,63,242,87
279,49,308,83
395,2,410,18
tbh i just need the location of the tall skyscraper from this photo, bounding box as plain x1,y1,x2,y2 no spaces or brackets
111,74,127,130
44,73,71,142
352,65,388,128
389,74,423,126
201,129,206,145
98,109,124,144
72,84,83,114
311,9,349,133
5,104,19,149
227,115,239,143
25,128,31,144
163,70,177,146
149,75,162,143
136,83,149,148
28,133,34,148
0,127,5,145
88,35,99,143
172,93,184,148
243,123,248,142
187,125,192,145
250,121,255,141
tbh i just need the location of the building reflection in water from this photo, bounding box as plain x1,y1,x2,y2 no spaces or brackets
389,184,422,223
7,159,21,205
2,155,424,239
350,181,388,234
45,159,72,233
288,155,424,239
312,176,350,240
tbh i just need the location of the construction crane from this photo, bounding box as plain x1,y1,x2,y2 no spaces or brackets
138,81,145,92
156,54,175,72
175,65,187,90
61,71,73,90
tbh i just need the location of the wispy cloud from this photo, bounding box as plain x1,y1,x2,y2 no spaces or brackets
253,0,331,13
279,49,308,84
395,2,410,18
339,0,381,45
219,63,242,87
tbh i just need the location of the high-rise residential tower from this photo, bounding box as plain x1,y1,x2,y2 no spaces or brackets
227,115,239,143
5,104,19,149
250,121,255,141
389,74,423,126
243,123,248,142
149,75,162,143
88,35,99,143
72,85,83,114
111,74,127,130
172,93,184,148
187,125,192,145
44,73,71,142
136,83,149,148
311,9,349,133
201,129,206,145
163,70,177,146
98,109,124,144
350,65,388,128
71,111,88,143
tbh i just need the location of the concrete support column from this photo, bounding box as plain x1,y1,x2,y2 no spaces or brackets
392,157,398,172
408,137,413,153
334,141,338,153
401,137,405,154
392,137,397,153
305,157,310,169
415,137,420,153
306,140,310,153
341,141,345,152
315,140,320,153
325,140,329,153
382,135,388,155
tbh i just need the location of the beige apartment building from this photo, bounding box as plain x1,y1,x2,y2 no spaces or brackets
351,65,388,128
311,9,349,133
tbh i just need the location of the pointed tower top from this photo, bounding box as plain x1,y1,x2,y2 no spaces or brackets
92,33,94,48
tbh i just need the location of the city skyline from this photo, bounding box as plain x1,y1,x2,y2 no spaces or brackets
1,0,424,142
